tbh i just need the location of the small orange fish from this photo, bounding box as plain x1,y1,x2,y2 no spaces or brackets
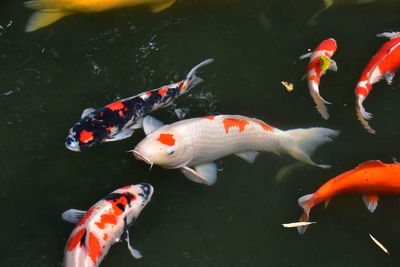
297,160,400,234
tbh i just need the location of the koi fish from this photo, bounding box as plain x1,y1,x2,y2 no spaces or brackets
65,59,213,152
297,160,400,234
308,0,395,26
24,0,176,32
355,32,400,134
300,38,337,120
132,115,339,185
62,183,153,267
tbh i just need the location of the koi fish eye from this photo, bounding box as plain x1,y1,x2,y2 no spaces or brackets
167,149,175,156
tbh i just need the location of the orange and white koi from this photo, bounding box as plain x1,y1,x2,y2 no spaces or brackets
62,183,153,267
132,115,339,185
24,0,176,32
65,59,213,152
300,38,337,120
355,32,400,134
297,160,400,234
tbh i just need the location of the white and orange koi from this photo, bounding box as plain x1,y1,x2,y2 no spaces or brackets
62,183,153,267
300,38,337,120
355,32,400,134
132,115,339,185
24,0,176,32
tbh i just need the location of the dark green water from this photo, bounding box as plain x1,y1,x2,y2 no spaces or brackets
2,0,400,266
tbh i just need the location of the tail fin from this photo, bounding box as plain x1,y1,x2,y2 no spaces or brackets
356,96,376,134
284,127,339,168
25,9,68,32
180,58,214,93
377,32,400,39
297,193,315,234
309,85,331,120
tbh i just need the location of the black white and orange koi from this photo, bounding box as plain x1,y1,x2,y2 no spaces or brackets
65,59,213,151
355,32,400,134
300,38,337,119
62,183,153,267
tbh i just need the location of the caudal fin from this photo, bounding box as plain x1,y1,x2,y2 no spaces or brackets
356,96,376,134
309,87,331,120
25,9,68,32
180,59,214,93
284,127,339,168
297,193,315,234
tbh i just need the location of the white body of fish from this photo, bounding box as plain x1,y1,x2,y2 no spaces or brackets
133,115,339,185
62,184,153,267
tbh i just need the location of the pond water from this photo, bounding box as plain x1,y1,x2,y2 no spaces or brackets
1,0,400,266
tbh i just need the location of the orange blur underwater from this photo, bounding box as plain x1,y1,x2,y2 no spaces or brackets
24,0,176,32
297,160,400,234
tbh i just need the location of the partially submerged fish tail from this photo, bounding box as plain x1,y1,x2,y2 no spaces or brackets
297,193,315,234
355,96,376,134
284,127,339,168
24,1,69,32
180,59,214,94
376,32,400,39
309,83,331,120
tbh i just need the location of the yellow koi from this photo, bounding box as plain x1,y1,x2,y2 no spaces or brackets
24,0,176,32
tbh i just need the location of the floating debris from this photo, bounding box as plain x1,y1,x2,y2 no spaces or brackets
282,221,316,228
281,81,294,92
369,234,389,254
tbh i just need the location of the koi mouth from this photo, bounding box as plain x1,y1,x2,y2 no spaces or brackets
132,150,154,170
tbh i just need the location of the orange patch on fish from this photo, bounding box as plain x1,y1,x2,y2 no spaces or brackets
253,120,273,131
157,133,175,146
79,130,94,143
310,75,318,82
203,116,215,120
158,87,168,96
223,118,249,134
106,101,124,111
95,213,117,229
146,92,152,96
66,228,87,251
88,232,102,264
103,233,108,241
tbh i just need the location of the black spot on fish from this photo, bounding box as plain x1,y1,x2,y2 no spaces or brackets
80,230,87,247
116,203,125,212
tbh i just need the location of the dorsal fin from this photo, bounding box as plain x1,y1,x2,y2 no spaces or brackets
355,160,386,170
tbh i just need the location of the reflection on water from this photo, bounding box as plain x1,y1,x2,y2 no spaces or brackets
1,0,400,266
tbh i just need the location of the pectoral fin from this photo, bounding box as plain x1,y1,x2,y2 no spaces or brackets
25,10,68,32
81,108,96,118
180,162,217,185
125,230,143,259
328,59,337,72
150,0,176,13
385,72,395,85
130,117,144,130
105,128,134,142
235,151,259,164
362,194,379,213
299,52,312,60
143,116,165,135
61,209,86,224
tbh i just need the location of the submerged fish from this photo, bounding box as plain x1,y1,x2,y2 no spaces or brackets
24,0,176,32
62,183,153,267
132,115,339,185
308,0,396,26
65,59,213,152
300,38,337,120
355,32,400,134
297,160,400,234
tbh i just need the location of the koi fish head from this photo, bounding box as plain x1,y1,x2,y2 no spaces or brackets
65,109,117,152
318,38,337,56
132,127,193,169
